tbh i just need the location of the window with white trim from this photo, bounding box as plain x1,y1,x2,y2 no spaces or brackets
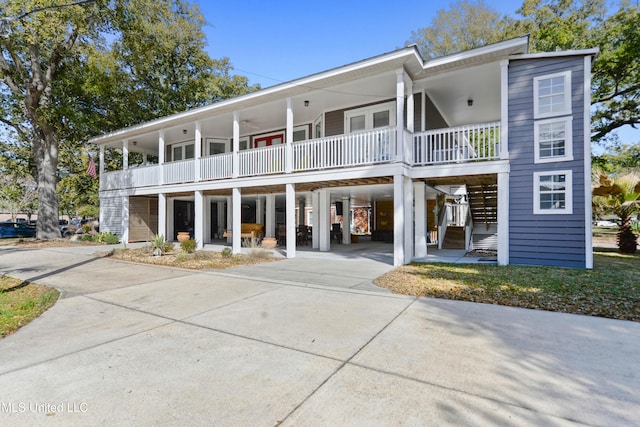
171,140,195,161
345,101,395,133
533,170,573,215
534,71,571,119
534,117,573,163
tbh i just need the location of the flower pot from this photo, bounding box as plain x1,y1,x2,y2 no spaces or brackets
261,237,277,249
177,232,190,243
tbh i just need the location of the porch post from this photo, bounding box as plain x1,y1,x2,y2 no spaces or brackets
393,173,405,266
167,198,174,241
500,60,509,160
342,197,351,245
194,121,202,182
256,196,264,225
122,139,129,170
414,181,427,258
226,196,232,243
158,130,165,185
99,146,105,175
311,190,319,249
158,193,167,239
286,183,296,258
318,189,330,252
285,98,293,173
396,69,405,163
232,112,240,178
265,194,275,238
497,171,510,266
404,177,414,263
232,187,241,254
194,190,204,249
407,81,414,133
121,195,129,244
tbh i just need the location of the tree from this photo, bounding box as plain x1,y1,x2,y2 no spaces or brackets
0,173,37,221
0,0,257,239
593,171,640,253
407,0,640,145
407,0,513,59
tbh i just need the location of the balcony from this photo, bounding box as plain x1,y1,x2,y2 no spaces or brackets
100,122,501,191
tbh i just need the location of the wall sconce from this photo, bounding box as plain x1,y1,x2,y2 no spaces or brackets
182,129,187,134
132,141,137,146
467,99,474,107
304,100,309,107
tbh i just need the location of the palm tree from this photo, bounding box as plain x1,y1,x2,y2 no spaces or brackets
593,172,640,254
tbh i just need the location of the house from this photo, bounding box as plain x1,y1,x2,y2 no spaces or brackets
90,36,597,268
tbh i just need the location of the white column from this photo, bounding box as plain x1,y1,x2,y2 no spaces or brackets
226,196,232,243
194,190,204,249
407,81,414,133
232,112,240,178
414,181,427,258
158,193,167,239
121,195,129,244
122,139,129,170
285,98,293,173
99,146,105,175
256,197,264,225
167,198,174,241
500,60,509,160
342,197,351,245
393,174,405,267
311,191,319,249
497,171,510,266
404,178,414,264
194,121,202,181
396,69,406,163
421,91,426,132
318,189,330,251
158,130,165,185
286,183,296,258
266,194,276,238
232,188,241,253
203,196,210,244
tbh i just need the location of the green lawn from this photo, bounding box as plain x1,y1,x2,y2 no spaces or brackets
374,250,640,321
0,276,60,337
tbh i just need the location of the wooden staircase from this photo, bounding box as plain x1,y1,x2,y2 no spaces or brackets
442,226,465,249
466,183,498,228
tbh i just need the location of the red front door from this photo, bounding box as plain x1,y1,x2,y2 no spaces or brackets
254,134,284,148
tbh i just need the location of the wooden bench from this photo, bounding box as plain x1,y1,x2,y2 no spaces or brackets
223,223,264,239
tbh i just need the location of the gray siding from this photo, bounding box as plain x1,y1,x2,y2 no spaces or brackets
473,223,498,250
508,56,587,268
100,196,124,238
424,93,448,130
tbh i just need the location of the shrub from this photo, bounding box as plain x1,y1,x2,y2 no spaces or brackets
150,234,172,255
96,232,119,245
180,238,197,254
221,247,232,257
175,252,188,262
82,224,92,234
81,234,94,242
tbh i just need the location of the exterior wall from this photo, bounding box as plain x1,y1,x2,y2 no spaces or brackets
324,99,395,137
424,93,448,130
508,56,588,267
473,223,498,250
100,196,124,237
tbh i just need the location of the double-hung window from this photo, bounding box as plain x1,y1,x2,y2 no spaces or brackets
534,117,573,163
533,170,573,215
534,71,571,119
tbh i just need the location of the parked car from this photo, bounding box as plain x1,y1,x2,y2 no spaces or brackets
594,220,617,227
0,222,37,238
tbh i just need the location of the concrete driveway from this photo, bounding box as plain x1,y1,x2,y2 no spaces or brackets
0,245,638,426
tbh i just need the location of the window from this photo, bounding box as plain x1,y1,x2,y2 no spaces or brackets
293,125,308,142
345,101,396,133
534,71,571,118
171,141,195,161
206,138,228,156
533,170,573,215
534,117,573,163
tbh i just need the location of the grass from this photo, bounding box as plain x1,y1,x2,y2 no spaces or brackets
0,276,60,338
374,249,640,321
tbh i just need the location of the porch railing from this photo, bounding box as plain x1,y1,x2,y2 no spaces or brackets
201,153,232,181
164,159,195,184
238,144,285,177
100,165,160,190
292,127,394,171
413,121,500,165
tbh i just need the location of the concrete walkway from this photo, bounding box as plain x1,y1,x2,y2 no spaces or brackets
0,245,638,426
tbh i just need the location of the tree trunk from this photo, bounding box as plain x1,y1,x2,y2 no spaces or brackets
617,215,638,254
35,131,61,239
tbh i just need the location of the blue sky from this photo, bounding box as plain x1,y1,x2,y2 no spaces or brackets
196,0,638,146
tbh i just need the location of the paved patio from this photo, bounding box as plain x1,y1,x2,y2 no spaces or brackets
0,244,638,426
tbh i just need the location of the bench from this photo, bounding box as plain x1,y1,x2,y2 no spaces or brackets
223,223,264,239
